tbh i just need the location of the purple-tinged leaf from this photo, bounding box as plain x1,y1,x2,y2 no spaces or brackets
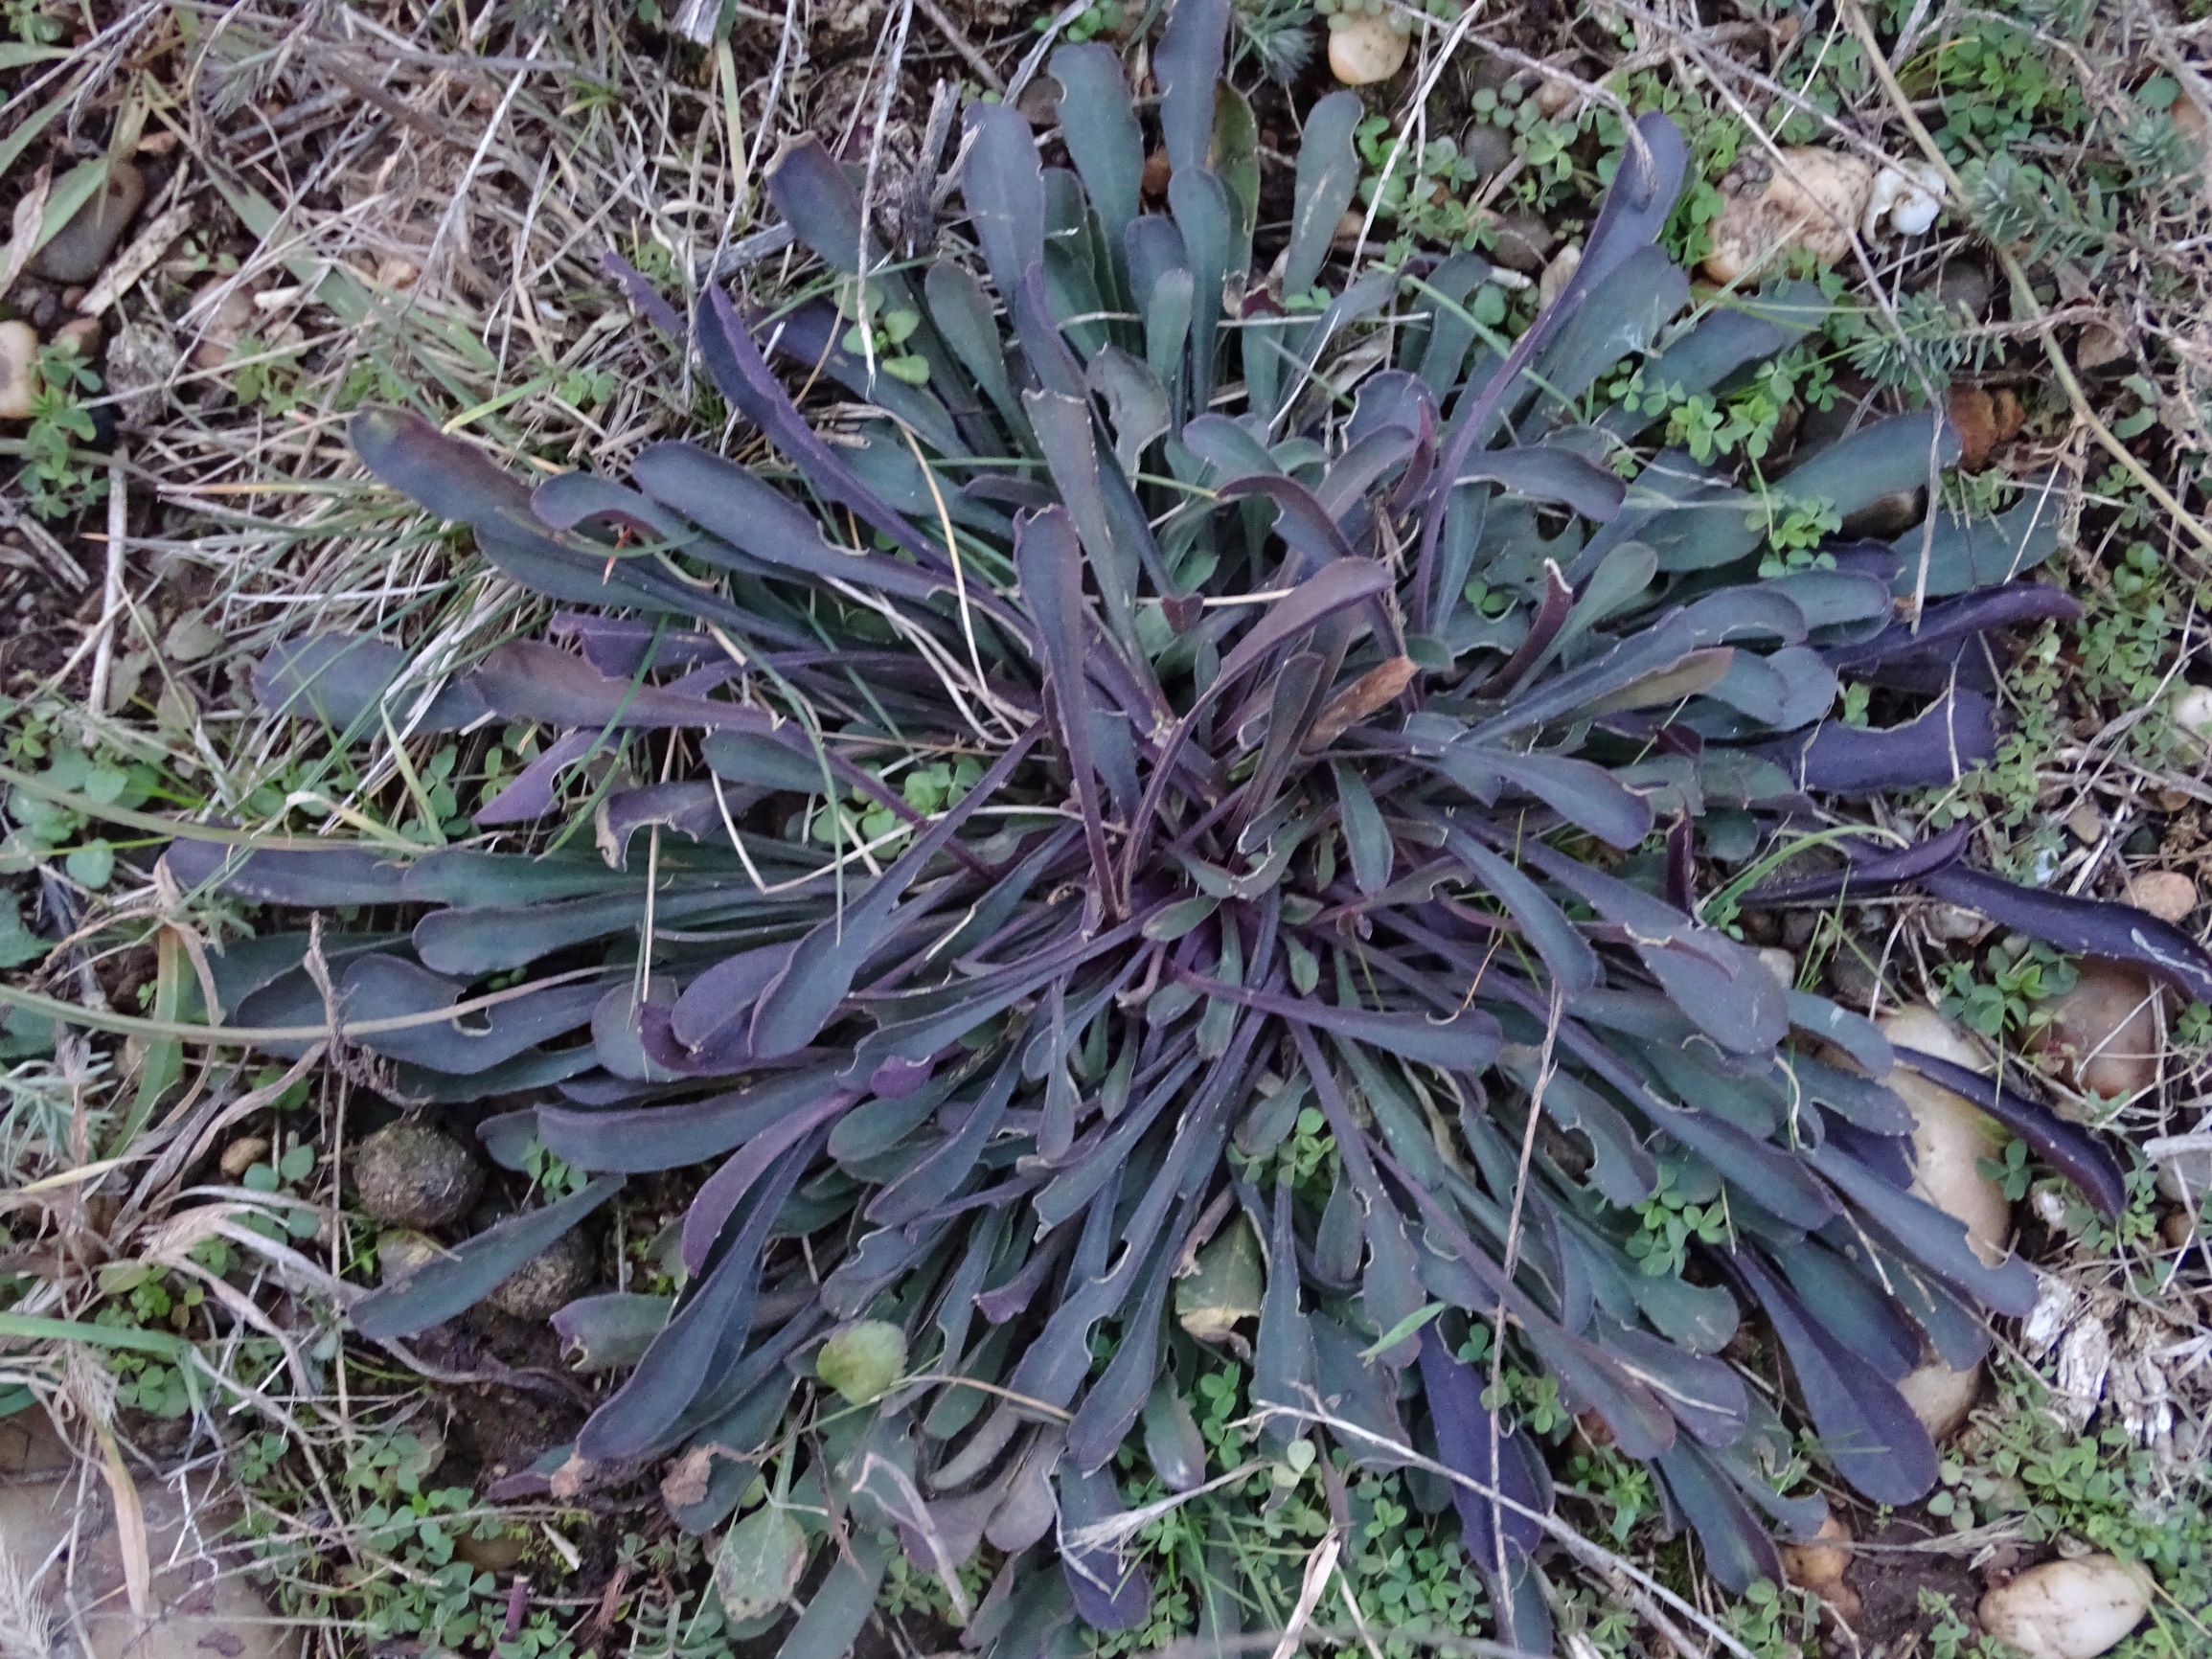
1732,1252,1937,1504
681,1089,855,1270
600,250,686,340
475,730,601,826
468,640,784,735
749,727,1037,1057
532,471,700,546
1457,444,1627,520
1285,91,1363,297
1017,506,1114,902
696,290,944,571
1767,690,1995,793
1444,834,1602,992
1745,822,1972,906
1124,559,1392,886
1891,470,2064,598
551,1292,674,1373
1189,971,1502,1071
1086,347,1170,474
1068,1233,1180,1471
1168,167,1233,409
1780,409,1959,524
577,1137,812,1462
1919,865,2212,1005
353,405,532,522
1417,112,1686,594
1771,1238,1920,1383
1474,558,1573,698
1826,581,2080,672
762,137,873,274
254,636,488,734
538,1070,844,1171
1050,44,1144,276
1251,1170,1316,1448
1214,472,1361,568
1654,1443,1785,1594
961,102,1048,304
1417,1325,1550,1564
1024,392,1143,651
354,1175,623,1340
163,840,410,907
1893,1046,2128,1216
1515,840,1786,1054
1154,0,1229,178
1806,1137,2037,1315
1524,246,1687,421
339,957,600,1075
1599,280,1823,441
1334,761,1394,898
1057,1464,1152,1632
1454,746,1655,851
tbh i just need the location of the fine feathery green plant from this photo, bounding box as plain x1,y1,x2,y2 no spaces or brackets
152,1,2212,1651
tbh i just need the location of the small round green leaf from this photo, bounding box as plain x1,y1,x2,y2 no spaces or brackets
815,1320,907,1403
712,1504,808,1624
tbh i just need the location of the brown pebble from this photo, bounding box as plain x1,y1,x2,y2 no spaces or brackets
219,1136,270,1180
2123,871,2197,923
56,315,101,357
1949,386,1998,469
489,1227,596,1321
29,161,146,285
2041,961,2161,1100
1782,1514,1861,1627
353,1120,484,1228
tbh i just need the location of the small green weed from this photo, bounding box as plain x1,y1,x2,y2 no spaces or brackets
1926,1369,2211,1659
1934,934,2078,1042
15,338,106,520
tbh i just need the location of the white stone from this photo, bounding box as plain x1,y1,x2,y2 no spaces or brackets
1327,14,1409,85
1702,148,1874,285
1979,1556,2152,1659
1897,1358,1981,1442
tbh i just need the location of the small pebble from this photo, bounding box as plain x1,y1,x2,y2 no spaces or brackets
376,1229,445,1284
0,320,38,420
1923,902,1987,943
489,1227,596,1321
1839,486,1924,538
30,160,146,285
1459,122,1513,179
1979,1556,2152,1659
218,1135,270,1180
1486,212,1555,275
1328,13,1410,85
2042,961,2161,1100
1929,259,1995,319
354,1120,484,1229
1827,936,1891,1010
1701,148,1873,286
1538,242,1581,307
55,315,100,357
1898,1357,1981,1442
188,278,257,373
1532,77,1577,118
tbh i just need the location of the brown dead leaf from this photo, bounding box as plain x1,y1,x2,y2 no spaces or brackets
1304,656,1418,751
